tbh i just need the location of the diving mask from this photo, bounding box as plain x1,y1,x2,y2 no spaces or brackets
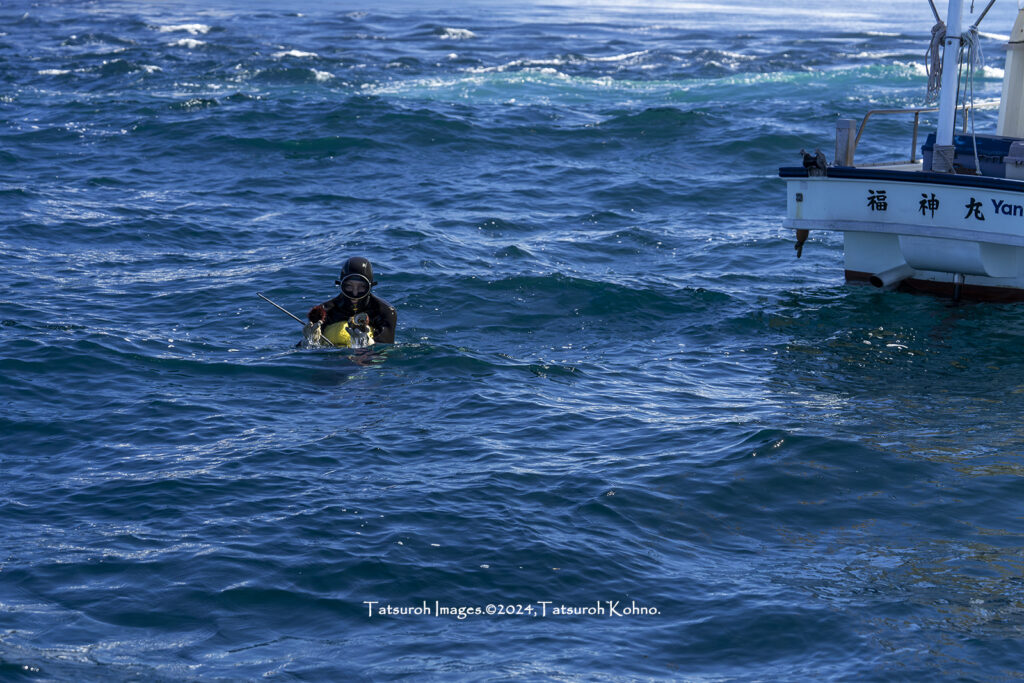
337,273,371,300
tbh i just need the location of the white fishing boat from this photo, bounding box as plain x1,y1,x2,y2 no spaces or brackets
781,0,1024,301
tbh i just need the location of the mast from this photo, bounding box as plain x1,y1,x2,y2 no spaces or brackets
933,0,964,172
997,8,1024,137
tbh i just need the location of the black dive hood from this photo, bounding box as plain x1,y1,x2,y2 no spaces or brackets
336,256,377,305
336,256,376,286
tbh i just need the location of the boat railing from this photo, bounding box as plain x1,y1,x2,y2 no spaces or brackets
839,107,939,166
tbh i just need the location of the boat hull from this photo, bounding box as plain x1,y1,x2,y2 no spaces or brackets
781,165,1024,300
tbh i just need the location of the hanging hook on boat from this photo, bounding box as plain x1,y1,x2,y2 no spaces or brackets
794,229,809,258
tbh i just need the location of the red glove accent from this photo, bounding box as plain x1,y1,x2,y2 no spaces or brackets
308,305,326,323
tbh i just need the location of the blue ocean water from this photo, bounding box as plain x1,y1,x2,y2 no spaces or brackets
4,0,1024,679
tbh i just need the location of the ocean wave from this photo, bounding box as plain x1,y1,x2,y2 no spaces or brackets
98,59,140,76
253,66,341,86
968,96,1001,110
887,60,1002,81
60,32,136,47
467,57,578,74
587,50,649,63
361,62,925,107
979,65,1005,79
170,38,205,48
594,105,712,135
891,60,928,77
272,49,319,59
979,31,1010,42
413,273,738,334
466,51,656,75
361,69,633,100
171,97,219,110
156,23,211,35
853,50,912,59
209,132,385,156
436,27,476,40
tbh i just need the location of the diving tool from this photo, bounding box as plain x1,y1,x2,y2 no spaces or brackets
257,292,339,348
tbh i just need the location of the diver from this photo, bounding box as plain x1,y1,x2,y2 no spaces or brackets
305,256,397,348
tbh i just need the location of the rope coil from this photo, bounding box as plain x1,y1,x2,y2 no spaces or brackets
925,21,946,104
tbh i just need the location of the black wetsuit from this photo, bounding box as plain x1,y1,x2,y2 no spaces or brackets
321,293,397,344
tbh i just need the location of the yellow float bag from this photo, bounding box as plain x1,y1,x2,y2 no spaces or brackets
322,321,374,348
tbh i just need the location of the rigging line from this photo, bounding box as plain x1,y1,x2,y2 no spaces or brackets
926,0,941,24
955,36,965,132
964,25,984,174
970,0,998,29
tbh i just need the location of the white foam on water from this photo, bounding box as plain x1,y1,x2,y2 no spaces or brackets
467,50,656,75
171,38,205,48
141,65,162,73
531,67,570,79
853,51,909,59
157,23,211,35
980,65,1005,80
273,49,318,58
707,49,755,61
468,57,572,73
588,50,648,62
363,68,636,100
38,69,71,75
883,61,1003,80
438,27,476,40
971,96,1002,110
894,60,928,77
312,69,333,82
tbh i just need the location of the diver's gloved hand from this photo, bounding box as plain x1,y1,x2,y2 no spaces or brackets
308,305,326,323
347,312,373,349
302,320,324,348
